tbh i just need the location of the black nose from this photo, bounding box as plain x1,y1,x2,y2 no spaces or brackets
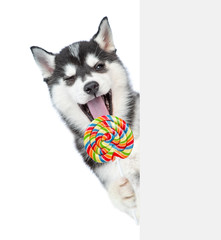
84,81,99,95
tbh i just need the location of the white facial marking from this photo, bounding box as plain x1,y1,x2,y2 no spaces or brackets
85,54,99,68
64,64,76,77
66,77,93,104
69,43,79,60
51,79,90,129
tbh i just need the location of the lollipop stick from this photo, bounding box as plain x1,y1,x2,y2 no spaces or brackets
116,158,138,224
116,158,124,177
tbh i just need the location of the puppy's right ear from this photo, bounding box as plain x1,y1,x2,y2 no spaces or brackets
30,46,55,79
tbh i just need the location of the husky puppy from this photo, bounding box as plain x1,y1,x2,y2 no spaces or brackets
31,17,140,221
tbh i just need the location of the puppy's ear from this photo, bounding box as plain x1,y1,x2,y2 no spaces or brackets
92,17,115,52
30,46,55,79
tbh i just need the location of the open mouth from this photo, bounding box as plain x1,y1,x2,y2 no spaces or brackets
78,90,113,121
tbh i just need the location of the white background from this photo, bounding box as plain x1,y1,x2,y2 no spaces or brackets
0,1,140,240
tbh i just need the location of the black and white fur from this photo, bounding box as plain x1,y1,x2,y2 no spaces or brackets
31,17,140,221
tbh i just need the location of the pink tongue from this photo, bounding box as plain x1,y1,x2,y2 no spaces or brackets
87,96,109,119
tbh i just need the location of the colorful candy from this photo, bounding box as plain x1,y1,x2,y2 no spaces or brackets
84,115,134,163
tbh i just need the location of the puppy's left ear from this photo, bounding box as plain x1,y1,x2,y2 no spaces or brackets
92,17,115,52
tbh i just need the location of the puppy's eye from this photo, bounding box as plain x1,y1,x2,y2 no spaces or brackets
63,75,76,81
94,62,105,71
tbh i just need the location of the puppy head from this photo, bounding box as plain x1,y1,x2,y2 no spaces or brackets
31,17,129,127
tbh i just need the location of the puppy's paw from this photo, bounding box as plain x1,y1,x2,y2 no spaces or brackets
108,177,136,210
118,177,136,208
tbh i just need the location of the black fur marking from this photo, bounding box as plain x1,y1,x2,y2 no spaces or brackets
133,171,140,187
125,92,139,131
134,171,140,181
46,40,118,87
30,46,55,57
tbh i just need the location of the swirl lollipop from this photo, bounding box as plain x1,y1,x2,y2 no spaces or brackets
84,115,138,224
84,115,134,163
